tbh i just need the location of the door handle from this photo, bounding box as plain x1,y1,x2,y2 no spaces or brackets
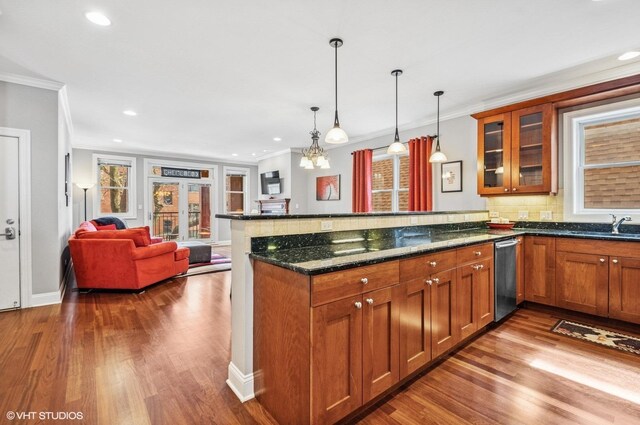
0,227,16,240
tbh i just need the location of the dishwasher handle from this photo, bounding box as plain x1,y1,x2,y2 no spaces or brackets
495,239,518,249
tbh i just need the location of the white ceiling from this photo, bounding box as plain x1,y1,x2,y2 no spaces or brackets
0,0,639,162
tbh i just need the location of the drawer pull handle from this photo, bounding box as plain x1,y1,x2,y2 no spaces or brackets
472,264,484,270
433,278,440,283
599,258,606,263
513,188,517,192
360,277,368,284
429,261,437,267
474,251,482,256
355,302,362,309
612,259,619,264
425,279,433,286
504,188,509,192
366,298,374,305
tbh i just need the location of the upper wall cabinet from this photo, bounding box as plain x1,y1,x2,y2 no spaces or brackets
476,103,557,196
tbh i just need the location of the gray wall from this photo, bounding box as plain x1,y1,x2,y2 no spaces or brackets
0,81,64,295
304,115,486,213
256,150,311,214
72,148,257,242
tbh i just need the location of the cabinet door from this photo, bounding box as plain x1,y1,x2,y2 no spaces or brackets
399,277,431,379
515,237,525,304
524,237,556,306
456,263,478,339
362,285,400,402
431,269,459,358
477,113,512,195
511,104,554,194
474,258,495,328
311,296,363,425
556,252,609,316
457,258,494,339
609,257,640,324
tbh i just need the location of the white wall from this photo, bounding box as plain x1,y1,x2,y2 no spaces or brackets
72,148,258,242
0,81,67,296
305,115,486,213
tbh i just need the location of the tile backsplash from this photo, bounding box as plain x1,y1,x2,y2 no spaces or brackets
486,190,564,222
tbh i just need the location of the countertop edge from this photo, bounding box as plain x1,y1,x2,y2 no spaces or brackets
216,210,488,220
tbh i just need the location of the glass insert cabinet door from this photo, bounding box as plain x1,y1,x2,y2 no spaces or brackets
478,113,512,194
511,104,553,193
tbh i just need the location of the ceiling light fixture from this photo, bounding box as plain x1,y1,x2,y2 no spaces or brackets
232,153,239,157
113,138,122,143
387,69,407,155
123,110,137,116
300,107,330,169
618,51,640,61
429,90,448,163
85,12,111,26
273,137,282,142
325,38,348,144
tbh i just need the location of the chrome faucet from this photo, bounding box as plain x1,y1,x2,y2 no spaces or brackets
611,214,632,234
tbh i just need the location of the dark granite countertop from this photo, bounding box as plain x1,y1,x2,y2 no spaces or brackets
216,209,487,220
250,224,640,275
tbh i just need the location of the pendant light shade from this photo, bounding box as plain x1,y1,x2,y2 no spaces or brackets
325,38,348,144
301,107,331,169
387,69,407,155
429,90,448,163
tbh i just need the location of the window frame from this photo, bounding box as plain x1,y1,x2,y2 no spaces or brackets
372,151,409,213
223,166,250,214
563,97,640,221
92,154,137,219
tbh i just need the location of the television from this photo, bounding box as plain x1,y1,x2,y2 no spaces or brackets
260,171,282,195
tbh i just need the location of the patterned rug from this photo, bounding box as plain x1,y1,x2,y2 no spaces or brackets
551,319,640,355
185,253,231,276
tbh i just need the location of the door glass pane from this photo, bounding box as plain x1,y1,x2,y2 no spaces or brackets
189,183,212,239
483,121,504,188
518,112,543,186
152,182,179,240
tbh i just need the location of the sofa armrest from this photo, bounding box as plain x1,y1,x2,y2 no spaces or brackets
131,241,178,261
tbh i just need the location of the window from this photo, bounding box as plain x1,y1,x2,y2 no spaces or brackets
224,167,249,214
372,152,409,212
563,98,640,220
93,154,136,218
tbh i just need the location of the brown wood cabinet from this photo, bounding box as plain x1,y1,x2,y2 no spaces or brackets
430,269,459,358
609,256,640,324
515,236,525,304
476,103,556,196
456,245,494,341
555,251,609,316
524,236,556,306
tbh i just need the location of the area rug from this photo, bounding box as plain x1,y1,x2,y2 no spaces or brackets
185,253,231,276
551,319,640,355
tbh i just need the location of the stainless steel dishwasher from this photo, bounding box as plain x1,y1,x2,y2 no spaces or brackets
494,239,518,322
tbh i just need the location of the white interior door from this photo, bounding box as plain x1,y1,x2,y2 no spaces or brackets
0,136,21,310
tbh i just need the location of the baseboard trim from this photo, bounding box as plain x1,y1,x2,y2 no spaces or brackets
226,362,255,402
30,290,62,307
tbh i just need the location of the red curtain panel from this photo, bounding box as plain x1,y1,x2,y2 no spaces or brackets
408,136,434,211
352,149,373,212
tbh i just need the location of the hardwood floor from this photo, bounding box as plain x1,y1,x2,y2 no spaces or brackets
2,260,640,424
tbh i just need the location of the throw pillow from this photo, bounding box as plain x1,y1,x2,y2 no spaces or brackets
95,224,117,231
75,221,97,237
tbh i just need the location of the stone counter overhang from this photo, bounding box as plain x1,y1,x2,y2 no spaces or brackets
249,221,640,275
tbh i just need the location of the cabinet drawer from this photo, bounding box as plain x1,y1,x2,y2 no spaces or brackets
457,242,493,265
312,261,399,306
400,250,457,281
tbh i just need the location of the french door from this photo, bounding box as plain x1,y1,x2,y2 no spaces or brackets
149,179,212,241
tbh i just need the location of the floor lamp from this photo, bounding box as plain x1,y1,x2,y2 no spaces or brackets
76,183,95,221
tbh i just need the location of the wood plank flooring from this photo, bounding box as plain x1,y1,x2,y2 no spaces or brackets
2,258,640,424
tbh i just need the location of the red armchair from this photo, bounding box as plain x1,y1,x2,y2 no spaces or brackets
69,225,189,290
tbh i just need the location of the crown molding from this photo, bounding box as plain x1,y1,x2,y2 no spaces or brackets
0,71,64,91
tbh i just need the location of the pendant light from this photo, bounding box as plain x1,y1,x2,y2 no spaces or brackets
325,38,349,144
300,107,330,169
429,90,448,163
387,69,407,155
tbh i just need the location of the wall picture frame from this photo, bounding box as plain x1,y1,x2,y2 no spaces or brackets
316,175,341,201
441,160,462,193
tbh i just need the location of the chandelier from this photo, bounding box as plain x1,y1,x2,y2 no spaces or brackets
300,107,330,169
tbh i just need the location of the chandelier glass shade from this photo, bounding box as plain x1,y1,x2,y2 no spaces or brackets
301,107,330,169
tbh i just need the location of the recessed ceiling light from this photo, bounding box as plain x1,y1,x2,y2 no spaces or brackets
273,137,282,142
251,153,256,156
113,138,123,143
85,12,111,26
123,110,137,116
263,149,269,152
232,153,238,157
618,51,640,61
